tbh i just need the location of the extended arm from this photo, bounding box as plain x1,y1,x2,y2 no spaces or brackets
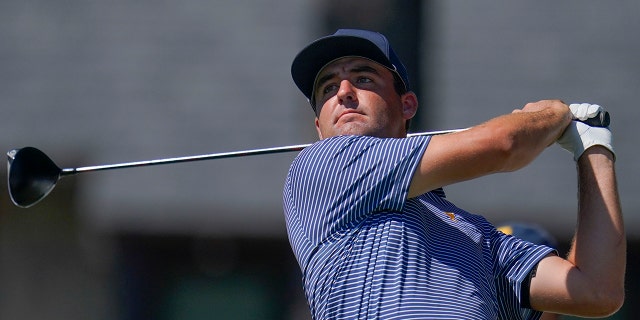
409,99,572,197
530,146,625,316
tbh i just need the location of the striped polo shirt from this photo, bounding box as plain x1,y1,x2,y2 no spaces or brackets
283,135,553,319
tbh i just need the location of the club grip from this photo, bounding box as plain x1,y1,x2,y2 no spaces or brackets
579,110,610,127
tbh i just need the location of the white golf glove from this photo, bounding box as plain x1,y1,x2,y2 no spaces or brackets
569,103,603,122
556,103,615,161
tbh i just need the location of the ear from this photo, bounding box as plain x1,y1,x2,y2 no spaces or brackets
401,91,418,120
314,117,324,140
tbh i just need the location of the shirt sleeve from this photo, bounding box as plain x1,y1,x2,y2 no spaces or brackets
285,135,431,245
492,229,557,320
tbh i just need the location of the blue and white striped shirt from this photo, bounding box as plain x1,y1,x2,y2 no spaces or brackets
283,135,553,319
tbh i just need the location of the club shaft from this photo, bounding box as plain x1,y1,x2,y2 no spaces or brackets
57,107,609,176
61,143,311,176
60,129,464,176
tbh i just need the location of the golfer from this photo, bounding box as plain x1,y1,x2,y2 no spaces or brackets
283,29,624,319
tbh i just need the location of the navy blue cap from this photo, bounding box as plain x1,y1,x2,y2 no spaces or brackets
291,29,410,112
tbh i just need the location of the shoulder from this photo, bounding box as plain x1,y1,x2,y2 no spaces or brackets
289,134,431,179
299,135,431,159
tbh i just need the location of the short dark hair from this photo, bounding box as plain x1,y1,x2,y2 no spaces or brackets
392,71,414,131
392,71,408,96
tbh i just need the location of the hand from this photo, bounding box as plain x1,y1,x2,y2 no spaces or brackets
569,103,603,121
557,103,615,161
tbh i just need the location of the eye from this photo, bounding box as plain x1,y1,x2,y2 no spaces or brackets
322,84,339,95
356,76,373,84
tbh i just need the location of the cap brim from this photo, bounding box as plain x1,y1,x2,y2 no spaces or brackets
291,35,394,102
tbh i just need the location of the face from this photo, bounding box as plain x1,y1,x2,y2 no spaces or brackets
313,57,418,139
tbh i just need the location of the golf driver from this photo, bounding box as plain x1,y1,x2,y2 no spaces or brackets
6,111,610,208
6,129,460,208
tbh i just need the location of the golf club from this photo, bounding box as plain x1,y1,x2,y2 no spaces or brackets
6,111,610,208
6,129,462,208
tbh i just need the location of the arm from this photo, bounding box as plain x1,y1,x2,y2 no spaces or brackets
530,146,625,316
408,99,572,197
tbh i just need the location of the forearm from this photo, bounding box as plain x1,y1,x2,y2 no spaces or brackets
567,146,625,314
411,101,571,196
478,100,572,171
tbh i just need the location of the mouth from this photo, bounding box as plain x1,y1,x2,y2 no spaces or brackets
337,110,363,123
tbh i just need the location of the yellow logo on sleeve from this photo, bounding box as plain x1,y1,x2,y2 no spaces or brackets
445,212,456,221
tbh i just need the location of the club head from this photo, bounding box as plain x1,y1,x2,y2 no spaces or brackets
7,147,62,208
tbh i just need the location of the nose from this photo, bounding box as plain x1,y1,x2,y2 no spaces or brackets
336,80,357,106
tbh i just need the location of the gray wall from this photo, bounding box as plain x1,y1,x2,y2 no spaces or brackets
425,1,640,237
1,0,316,235
2,1,638,237
1,1,638,319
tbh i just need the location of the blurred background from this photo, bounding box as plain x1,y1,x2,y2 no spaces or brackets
1,1,638,319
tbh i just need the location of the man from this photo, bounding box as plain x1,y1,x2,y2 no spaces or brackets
283,29,624,319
